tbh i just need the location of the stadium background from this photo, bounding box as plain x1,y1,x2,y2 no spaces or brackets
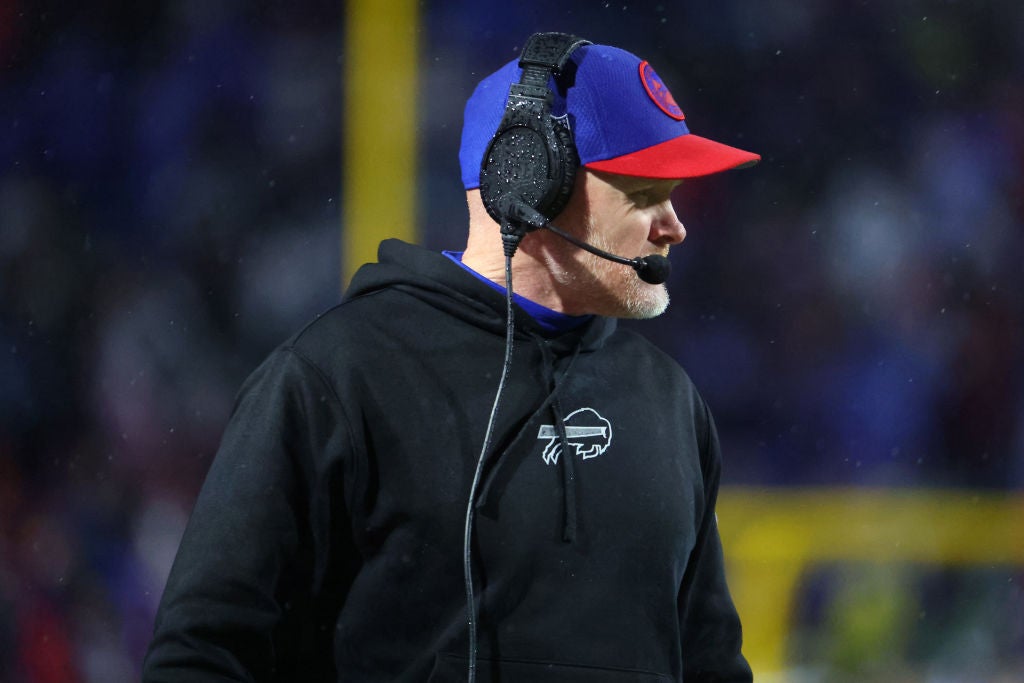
1,0,1021,680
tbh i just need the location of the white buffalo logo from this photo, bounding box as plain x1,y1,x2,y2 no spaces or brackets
536,407,613,465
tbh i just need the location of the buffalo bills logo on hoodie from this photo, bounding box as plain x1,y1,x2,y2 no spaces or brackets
536,407,613,465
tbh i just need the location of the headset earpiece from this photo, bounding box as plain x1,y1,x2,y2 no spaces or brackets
479,32,590,235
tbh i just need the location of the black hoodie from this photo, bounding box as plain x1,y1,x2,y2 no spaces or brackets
143,239,752,682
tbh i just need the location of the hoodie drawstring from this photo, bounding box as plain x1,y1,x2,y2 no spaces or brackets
549,394,578,542
537,340,582,543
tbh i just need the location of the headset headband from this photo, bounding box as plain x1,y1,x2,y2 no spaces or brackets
515,32,591,91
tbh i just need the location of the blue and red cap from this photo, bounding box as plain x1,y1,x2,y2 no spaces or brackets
460,43,760,189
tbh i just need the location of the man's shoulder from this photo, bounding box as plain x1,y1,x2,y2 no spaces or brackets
605,325,705,397
280,293,396,368
282,283,453,374
607,326,688,370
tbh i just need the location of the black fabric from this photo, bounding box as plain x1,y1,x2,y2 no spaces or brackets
143,239,752,682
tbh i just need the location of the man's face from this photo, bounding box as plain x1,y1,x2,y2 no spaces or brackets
548,170,686,319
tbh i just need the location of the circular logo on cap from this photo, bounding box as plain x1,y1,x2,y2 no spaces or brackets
639,61,685,121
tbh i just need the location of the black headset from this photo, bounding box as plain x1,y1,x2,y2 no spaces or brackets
478,32,592,245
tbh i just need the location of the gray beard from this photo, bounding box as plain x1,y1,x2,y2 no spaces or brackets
549,218,671,319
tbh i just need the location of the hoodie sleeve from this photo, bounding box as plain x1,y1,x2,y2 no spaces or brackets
677,398,753,682
143,346,359,682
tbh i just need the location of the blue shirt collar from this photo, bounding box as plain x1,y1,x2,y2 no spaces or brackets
442,250,593,333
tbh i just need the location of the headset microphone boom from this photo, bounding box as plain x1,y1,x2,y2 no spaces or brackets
503,198,672,285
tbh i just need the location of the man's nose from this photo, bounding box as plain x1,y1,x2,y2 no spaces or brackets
650,200,686,246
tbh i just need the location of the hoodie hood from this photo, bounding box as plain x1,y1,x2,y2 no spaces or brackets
345,239,618,353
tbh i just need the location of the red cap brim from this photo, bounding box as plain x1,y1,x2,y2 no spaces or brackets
584,133,760,179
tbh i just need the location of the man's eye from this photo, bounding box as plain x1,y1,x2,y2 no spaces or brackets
630,191,653,207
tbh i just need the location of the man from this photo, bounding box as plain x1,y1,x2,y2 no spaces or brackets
144,34,758,682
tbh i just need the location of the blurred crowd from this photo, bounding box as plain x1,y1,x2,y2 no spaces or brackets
1,1,1021,680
